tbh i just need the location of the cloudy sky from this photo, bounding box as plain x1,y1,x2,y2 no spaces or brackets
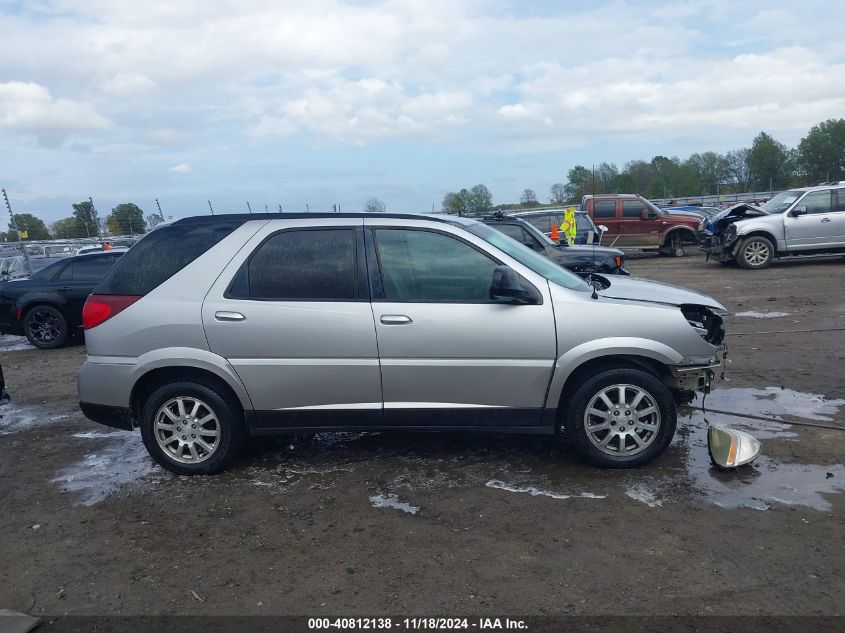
1,0,844,223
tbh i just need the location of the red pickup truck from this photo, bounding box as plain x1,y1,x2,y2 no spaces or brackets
581,194,704,256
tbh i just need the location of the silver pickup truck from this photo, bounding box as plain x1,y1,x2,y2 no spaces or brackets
700,183,845,269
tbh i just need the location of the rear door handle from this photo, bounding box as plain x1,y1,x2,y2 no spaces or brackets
380,314,413,325
215,311,246,322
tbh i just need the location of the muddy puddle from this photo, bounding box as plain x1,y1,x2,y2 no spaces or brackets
2,386,841,511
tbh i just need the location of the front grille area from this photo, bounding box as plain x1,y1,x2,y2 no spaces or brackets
681,304,725,345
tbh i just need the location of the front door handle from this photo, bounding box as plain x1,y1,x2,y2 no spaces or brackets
820,218,831,223
215,311,246,322
380,314,413,325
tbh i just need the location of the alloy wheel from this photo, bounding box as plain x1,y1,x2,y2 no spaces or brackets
744,241,770,266
154,397,221,464
583,384,661,456
26,308,63,345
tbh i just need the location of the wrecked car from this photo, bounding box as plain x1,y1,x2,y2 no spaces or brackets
700,184,845,269
78,212,725,475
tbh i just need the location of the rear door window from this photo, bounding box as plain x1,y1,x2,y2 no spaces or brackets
228,228,357,301
594,200,616,218
59,257,116,282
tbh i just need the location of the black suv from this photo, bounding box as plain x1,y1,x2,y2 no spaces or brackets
480,215,628,277
0,251,124,349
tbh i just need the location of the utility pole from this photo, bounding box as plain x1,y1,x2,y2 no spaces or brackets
2,188,34,276
592,165,596,195
156,198,165,223
306,203,310,213
207,200,215,216
246,201,252,214
265,204,268,213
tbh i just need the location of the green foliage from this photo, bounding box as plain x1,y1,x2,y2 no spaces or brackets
9,213,51,240
748,132,790,190
107,203,146,235
797,119,845,183
72,200,99,237
442,184,493,215
51,217,88,239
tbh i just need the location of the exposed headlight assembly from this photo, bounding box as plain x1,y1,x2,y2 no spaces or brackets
708,425,762,469
681,304,725,345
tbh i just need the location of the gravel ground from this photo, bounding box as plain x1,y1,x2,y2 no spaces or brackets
0,252,843,617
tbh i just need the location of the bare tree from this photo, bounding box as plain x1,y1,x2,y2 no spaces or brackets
363,197,387,213
549,183,566,205
520,188,538,206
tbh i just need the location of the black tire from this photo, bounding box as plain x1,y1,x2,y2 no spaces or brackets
562,368,677,468
140,380,247,475
736,235,775,270
23,305,68,349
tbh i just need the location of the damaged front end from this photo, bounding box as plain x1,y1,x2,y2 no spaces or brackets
698,203,768,262
666,304,726,402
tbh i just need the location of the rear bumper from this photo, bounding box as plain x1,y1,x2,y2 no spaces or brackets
79,402,134,431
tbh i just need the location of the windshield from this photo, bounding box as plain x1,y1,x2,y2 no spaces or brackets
760,191,803,214
461,221,590,291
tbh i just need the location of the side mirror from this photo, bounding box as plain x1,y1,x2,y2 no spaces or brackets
708,425,762,469
523,241,537,250
639,209,657,220
790,205,807,216
596,225,608,245
490,266,532,303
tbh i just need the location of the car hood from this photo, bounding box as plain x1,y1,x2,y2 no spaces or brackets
597,276,726,310
552,244,623,257
662,210,704,221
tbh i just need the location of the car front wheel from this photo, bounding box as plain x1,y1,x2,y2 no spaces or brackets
562,368,677,468
140,380,246,475
737,236,774,269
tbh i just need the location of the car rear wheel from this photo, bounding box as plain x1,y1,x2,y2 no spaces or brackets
562,368,677,468
23,305,68,349
737,236,774,270
140,380,246,475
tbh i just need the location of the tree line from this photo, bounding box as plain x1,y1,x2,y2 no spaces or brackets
441,118,845,212
3,201,164,242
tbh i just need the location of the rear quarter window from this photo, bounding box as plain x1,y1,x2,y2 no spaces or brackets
594,200,616,218
96,221,243,295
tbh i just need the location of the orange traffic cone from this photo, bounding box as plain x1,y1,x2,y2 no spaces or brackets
550,224,560,242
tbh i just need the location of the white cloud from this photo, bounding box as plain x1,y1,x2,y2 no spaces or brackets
0,81,110,135
98,72,157,97
168,162,191,174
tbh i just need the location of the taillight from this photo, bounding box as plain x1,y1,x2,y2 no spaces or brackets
82,294,141,329
615,256,622,268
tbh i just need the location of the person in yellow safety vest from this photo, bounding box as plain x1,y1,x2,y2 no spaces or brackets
559,207,577,246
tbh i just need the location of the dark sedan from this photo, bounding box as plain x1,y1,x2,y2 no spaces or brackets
0,251,124,349
481,215,628,276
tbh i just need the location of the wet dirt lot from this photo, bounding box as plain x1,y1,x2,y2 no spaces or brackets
0,253,843,616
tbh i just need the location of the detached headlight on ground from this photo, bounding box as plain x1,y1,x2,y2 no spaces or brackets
708,425,762,469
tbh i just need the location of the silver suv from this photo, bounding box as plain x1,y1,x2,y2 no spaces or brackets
702,183,845,269
78,213,726,475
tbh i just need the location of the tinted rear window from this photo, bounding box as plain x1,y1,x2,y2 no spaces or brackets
96,221,243,295
228,228,357,300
